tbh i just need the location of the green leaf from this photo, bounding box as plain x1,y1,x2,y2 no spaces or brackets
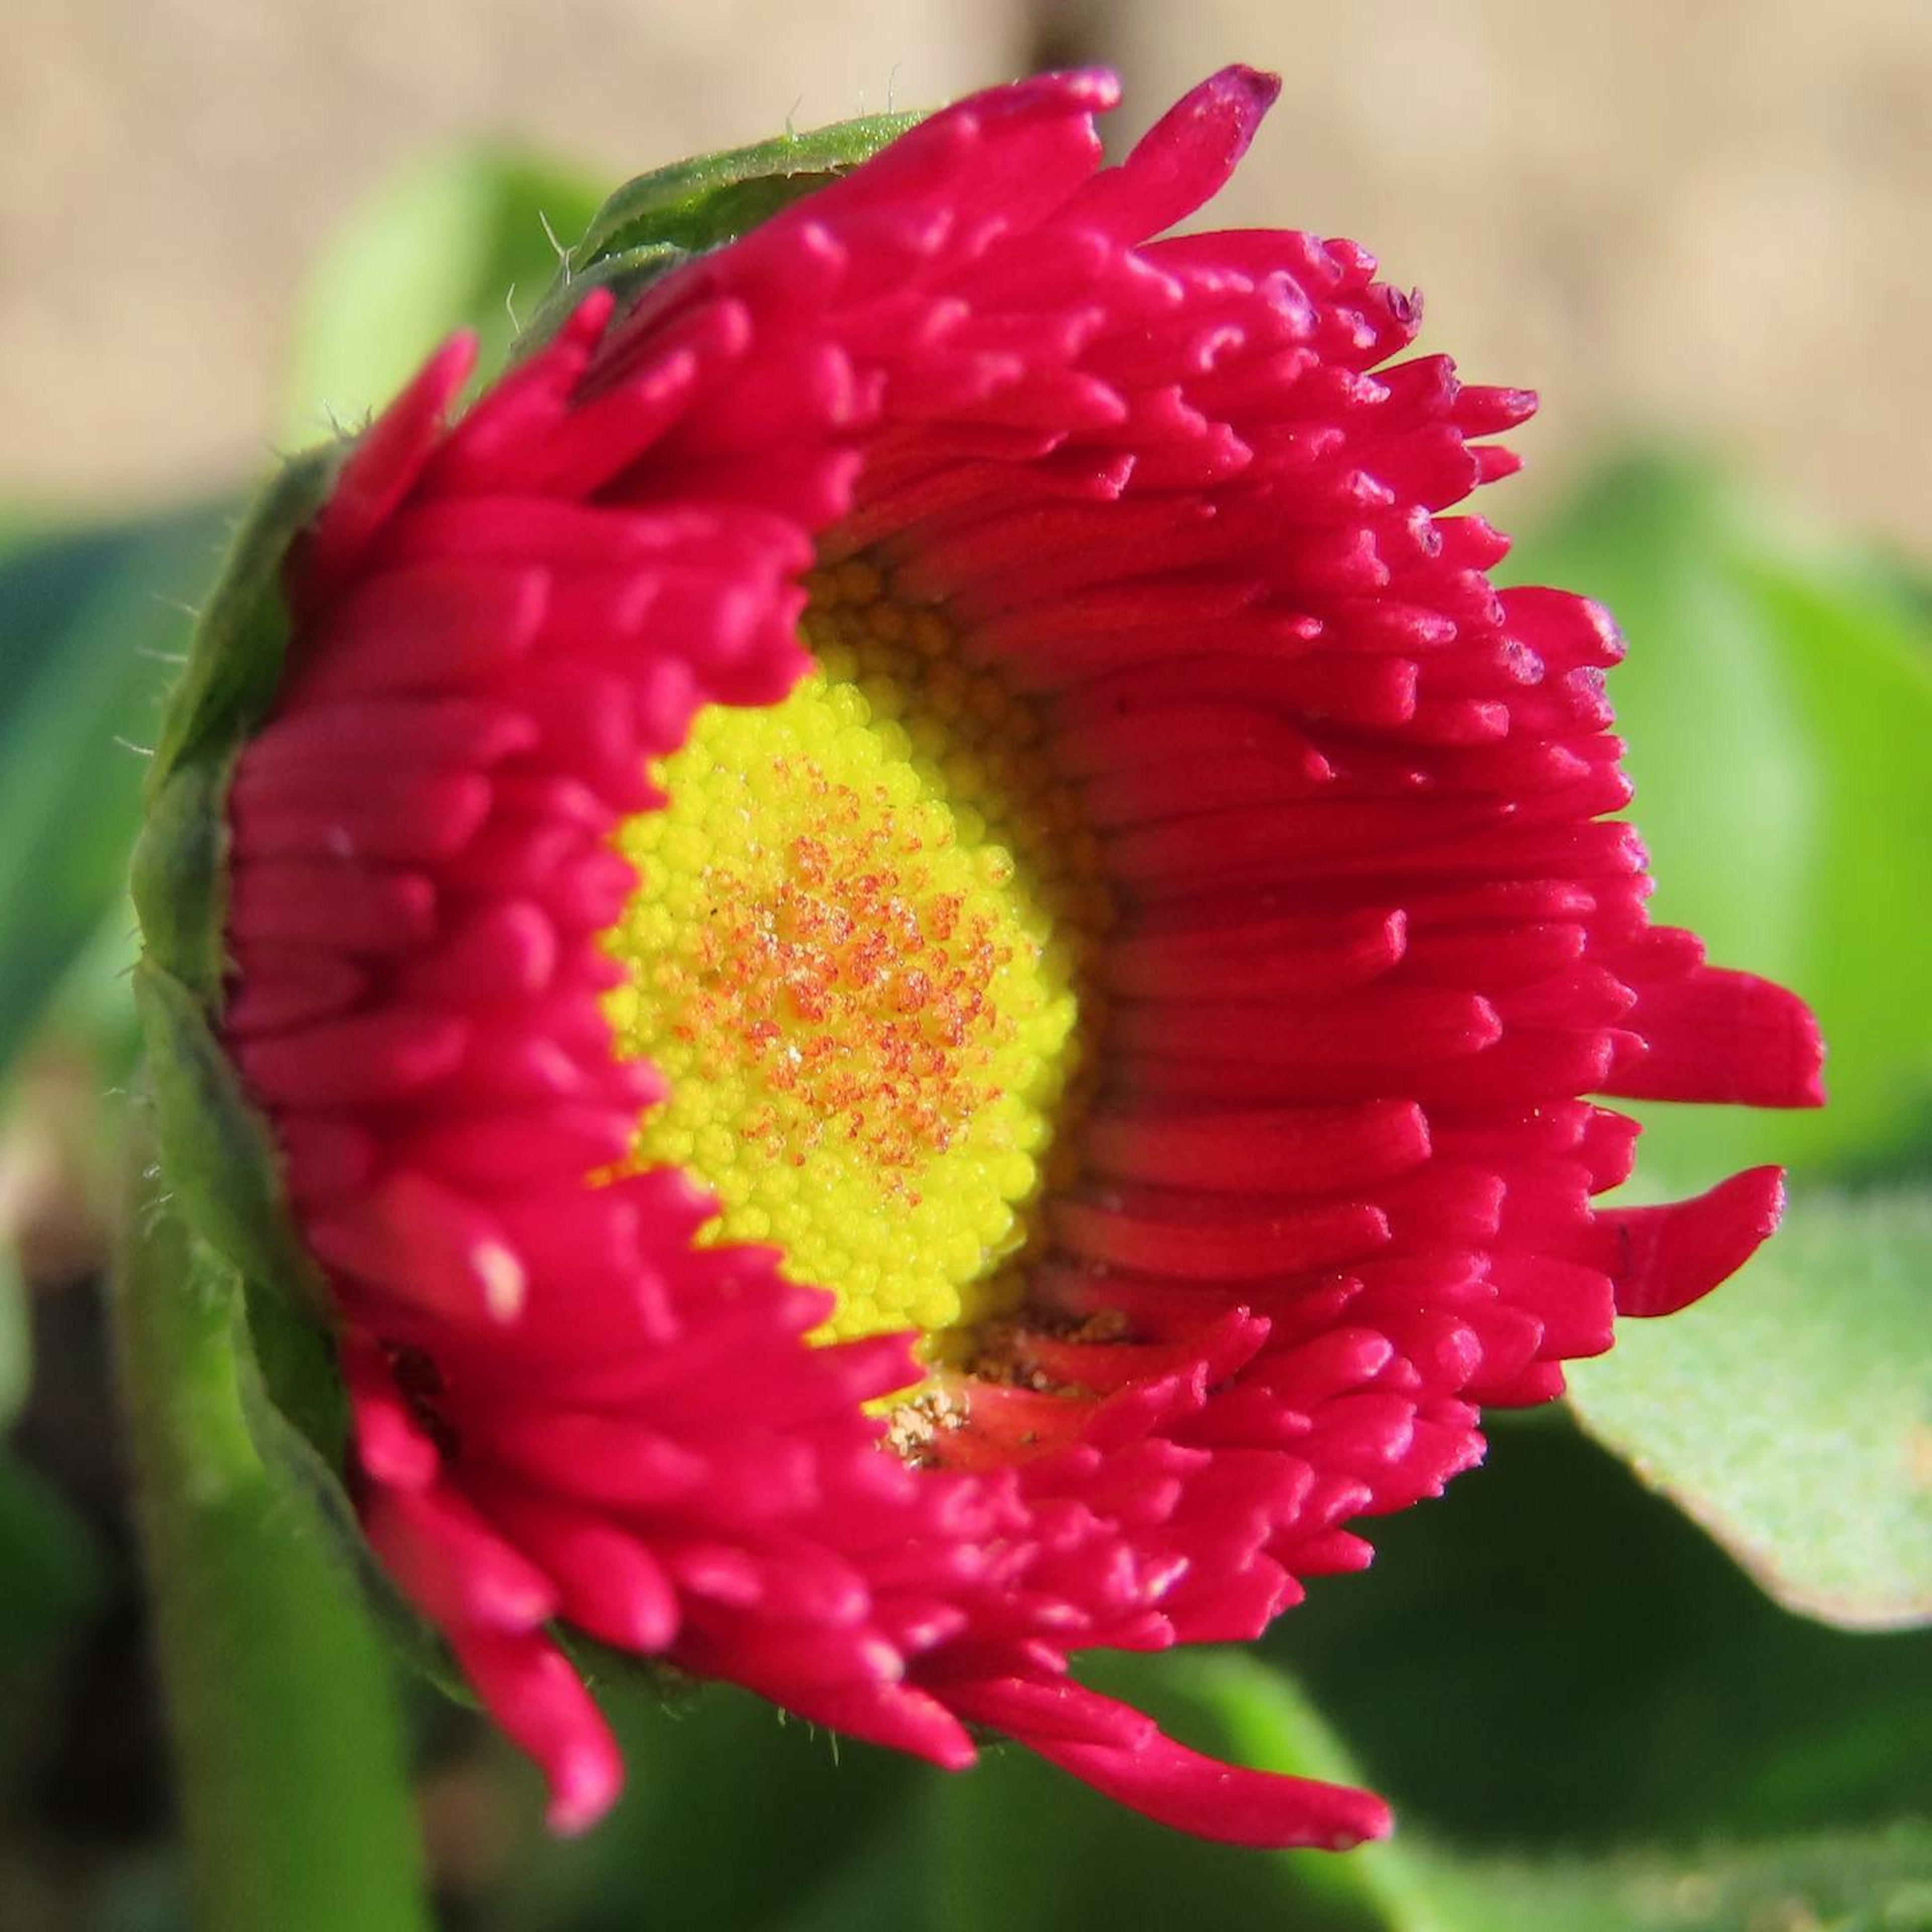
0,502,231,1079
0,1241,26,1430
1502,456,1932,1185
1569,1187,1932,1630
0,1447,106,1685
30,900,148,1077
281,151,607,444
1408,1822,1932,1932
764,1829,927,1932
479,1681,920,1932
1272,1411,1932,1848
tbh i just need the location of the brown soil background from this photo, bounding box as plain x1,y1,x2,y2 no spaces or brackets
4,0,1928,551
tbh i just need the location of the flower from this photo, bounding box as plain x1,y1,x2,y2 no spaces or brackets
197,67,1823,1847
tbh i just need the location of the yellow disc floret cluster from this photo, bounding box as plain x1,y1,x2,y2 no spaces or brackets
602,557,1107,1351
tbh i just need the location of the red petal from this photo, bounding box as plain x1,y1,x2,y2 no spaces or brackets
448,1628,624,1834
1069,66,1282,240
947,1675,1392,1850
1603,1166,1787,1318
301,334,477,604
1606,965,1826,1107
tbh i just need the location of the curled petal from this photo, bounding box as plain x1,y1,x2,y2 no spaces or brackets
1604,1167,1788,1319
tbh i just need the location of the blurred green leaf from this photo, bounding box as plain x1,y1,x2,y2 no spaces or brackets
480,1681,922,1932
30,903,147,1077
1409,1822,1932,1932
280,150,606,444
1273,1412,1932,1850
0,1448,105,1684
766,1831,926,1932
0,503,230,1082
1502,456,1932,1185
0,1246,25,1431
1569,1187,1932,1630
770,1644,1932,1932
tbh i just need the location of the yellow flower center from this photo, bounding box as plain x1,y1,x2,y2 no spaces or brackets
602,559,1106,1354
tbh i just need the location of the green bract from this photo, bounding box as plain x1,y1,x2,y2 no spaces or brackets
131,446,343,1326
515,112,924,354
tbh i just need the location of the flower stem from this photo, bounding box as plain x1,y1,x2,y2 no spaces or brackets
111,1119,432,1932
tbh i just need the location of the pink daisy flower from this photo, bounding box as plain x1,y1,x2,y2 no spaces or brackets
173,67,1821,1847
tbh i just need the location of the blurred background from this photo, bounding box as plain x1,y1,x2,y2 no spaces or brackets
3,3,1929,1928
11,0,1931,543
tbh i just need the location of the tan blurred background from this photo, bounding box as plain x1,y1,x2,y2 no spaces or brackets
5,0,1928,549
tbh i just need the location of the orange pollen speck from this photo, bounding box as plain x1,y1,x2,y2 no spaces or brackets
653,797,1015,1184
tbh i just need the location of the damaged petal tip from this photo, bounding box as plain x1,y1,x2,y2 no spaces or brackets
1214,63,1285,112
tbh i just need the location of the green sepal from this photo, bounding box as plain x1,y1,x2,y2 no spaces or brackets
556,1625,699,1712
227,1267,473,1708
123,451,476,1715
243,1274,349,1472
132,958,328,1323
147,444,341,802
115,416,470,1729
110,1174,433,1932
130,758,230,1004
130,445,348,1320
516,108,925,354
573,112,923,261
513,242,685,356
134,443,340,1008
130,1083,469,1711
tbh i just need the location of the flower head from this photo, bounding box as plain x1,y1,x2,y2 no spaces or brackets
169,67,1822,1846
